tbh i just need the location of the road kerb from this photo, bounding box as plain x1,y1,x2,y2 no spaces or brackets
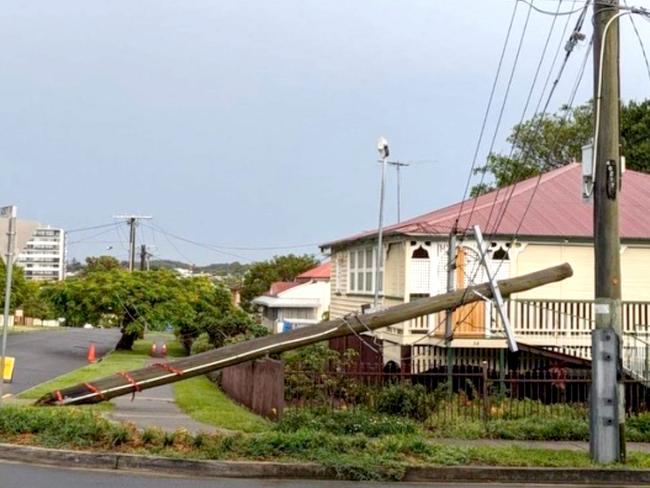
1,442,650,484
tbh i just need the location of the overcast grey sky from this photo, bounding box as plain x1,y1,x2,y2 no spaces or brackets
2,1,649,265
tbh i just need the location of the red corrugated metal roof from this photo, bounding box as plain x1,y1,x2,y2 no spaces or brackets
322,163,650,247
267,281,301,296
296,262,331,281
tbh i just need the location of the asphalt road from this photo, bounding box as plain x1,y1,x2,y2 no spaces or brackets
0,462,639,488
4,327,121,395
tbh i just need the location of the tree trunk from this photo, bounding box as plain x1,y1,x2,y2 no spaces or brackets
115,330,137,350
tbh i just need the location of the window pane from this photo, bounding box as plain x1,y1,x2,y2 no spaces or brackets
349,272,355,291
357,250,364,268
349,251,356,270
366,249,374,270
365,271,373,292
357,272,364,291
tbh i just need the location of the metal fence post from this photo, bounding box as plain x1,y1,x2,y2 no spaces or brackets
482,360,489,423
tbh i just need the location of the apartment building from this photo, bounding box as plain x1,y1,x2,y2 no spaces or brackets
16,227,66,281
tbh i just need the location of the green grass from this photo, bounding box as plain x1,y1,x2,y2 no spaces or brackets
18,338,155,400
2,404,650,481
173,375,270,433
8,325,61,334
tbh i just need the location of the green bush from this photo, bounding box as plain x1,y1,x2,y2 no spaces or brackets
372,383,438,421
276,408,419,437
190,332,214,355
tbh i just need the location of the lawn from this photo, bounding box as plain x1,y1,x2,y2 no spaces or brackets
173,375,270,433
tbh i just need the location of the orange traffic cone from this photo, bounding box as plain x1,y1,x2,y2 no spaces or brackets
87,343,96,363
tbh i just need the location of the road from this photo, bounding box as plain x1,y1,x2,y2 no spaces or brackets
4,327,120,395
0,462,638,488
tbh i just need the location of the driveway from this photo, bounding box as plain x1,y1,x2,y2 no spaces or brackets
4,327,121,395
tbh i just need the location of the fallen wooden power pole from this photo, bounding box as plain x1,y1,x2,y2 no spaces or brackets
36,263,573,406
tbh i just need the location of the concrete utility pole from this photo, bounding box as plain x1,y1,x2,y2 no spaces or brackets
113,215,152,272
590,0,624,464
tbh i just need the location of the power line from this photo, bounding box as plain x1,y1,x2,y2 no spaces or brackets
477,0,563,242
459,0,535,236
455,0,521,229
623,0,650,85
66,222,120,233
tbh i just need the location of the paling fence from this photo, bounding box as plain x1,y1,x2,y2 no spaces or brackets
285,367,650,421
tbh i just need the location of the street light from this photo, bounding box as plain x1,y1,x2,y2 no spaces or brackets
374,137,389,309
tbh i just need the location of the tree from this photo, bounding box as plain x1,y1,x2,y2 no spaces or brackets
83,255,122,273
471,99,650,196
42,268,263,351
0,262,34,313
240,254,319,312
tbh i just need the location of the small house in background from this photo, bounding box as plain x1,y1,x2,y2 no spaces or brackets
252,262,331,334
320,164,650,378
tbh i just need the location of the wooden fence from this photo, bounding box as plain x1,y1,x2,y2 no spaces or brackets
219,358,285,419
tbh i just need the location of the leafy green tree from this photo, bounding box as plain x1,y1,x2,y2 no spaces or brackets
83,255,122,273
472,99,650,196
240,254,319,312
0,262,34,313
42,268,263,351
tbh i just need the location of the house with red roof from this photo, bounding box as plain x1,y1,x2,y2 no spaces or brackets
320,164,650,374
252,262,331,334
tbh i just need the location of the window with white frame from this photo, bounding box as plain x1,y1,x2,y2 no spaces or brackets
348,246,383,294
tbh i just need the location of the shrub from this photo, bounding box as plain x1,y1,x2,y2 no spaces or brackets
276,408,419,437
190,333,214,355
372,383,438,421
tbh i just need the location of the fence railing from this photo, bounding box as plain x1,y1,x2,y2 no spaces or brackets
285,367,650,421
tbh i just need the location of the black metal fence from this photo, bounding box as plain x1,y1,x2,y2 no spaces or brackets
285,366,650,421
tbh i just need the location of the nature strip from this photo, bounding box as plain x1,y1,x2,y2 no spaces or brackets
1,442,650,484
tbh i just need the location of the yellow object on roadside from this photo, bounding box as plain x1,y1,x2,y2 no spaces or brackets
2,357,15,383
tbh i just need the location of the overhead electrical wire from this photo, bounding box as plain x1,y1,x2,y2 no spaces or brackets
477,0,564,242
458,0,535,237
66,222,120,234
446,1,592,341
454,0,521,229
623,0,650,85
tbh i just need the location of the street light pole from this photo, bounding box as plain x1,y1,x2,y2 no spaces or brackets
0,205,16,403
375,137,389,310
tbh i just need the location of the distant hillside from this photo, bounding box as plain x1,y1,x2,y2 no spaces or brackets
149,260,250,276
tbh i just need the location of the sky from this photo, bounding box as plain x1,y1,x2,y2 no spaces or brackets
1,1,649,265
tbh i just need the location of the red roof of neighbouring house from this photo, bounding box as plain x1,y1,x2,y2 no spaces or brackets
267,281,301,296
321,163,650,248
296,262,331,281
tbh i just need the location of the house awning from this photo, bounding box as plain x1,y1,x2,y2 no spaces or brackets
251,296,320,308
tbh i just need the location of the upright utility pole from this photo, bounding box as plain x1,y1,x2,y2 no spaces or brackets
0,205,16,404
590,0,623,464
140,244,148,271
113,215,152,272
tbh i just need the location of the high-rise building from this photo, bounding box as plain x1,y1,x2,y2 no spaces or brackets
16,227,66,281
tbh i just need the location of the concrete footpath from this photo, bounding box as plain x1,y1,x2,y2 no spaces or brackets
106,361,218,434
438,437,650,454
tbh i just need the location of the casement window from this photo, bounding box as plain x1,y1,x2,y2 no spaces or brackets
348,246,383,294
